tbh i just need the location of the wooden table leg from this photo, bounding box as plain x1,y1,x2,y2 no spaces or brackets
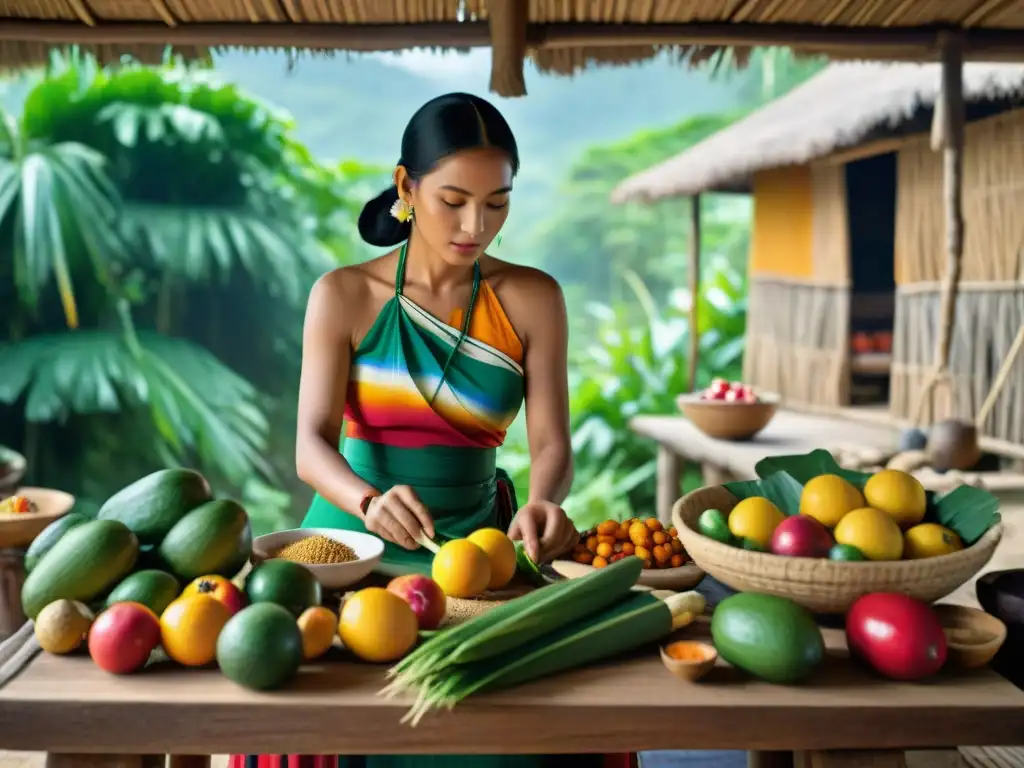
46,756,159,768
656,445,682,525
701,462,735,487
170,757,211,768
749,751,795,768
799,750,908,768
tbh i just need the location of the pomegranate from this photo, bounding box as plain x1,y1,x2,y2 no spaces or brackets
770,516,833,558
88,602,162,675
846,593,947,681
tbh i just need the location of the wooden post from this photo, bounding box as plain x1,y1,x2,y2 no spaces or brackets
655,446,682,525
913,32,966,426
688,194,702,392
487,0,528,97
0,547,27,640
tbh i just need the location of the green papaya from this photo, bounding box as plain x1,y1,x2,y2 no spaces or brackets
24,512,90,573
157,499,252,582
22,519,139,620
97,468,213,545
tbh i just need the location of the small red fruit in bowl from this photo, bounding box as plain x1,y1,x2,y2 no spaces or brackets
387,574,447,630
88,602,162,675
771,516,834,558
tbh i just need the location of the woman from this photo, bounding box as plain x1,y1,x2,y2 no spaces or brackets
230,94,637,768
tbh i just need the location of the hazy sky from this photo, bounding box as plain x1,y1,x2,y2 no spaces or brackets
372,48,490,80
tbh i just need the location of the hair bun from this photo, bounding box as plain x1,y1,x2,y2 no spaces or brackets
358,185,411,247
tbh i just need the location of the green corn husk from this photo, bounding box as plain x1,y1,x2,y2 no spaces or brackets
389,589,705,726
389,555,643,682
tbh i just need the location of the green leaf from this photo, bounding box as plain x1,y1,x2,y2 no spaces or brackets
930,485,1002,546
724,470,804,516
754,448,867,487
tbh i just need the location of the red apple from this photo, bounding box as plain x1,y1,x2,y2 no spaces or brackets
846,593,947,681
88,602,162,675
724,389,741,402
770,516,834,558
730,381,745,392
387,574,447,630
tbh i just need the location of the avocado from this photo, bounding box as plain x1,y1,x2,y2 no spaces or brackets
711,592,824,684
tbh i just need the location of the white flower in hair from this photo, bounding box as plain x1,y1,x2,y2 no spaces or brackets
390,198,414,223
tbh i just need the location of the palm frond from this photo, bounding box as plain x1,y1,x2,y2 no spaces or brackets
0,330,270,483
121,204,332,301
0,139,126,327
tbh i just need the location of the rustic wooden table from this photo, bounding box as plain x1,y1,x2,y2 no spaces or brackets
630,410,901,524
630,410,1024,525
0,614,1022,768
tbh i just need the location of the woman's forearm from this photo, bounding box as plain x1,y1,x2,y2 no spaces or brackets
526,443,574,506
296,435,376,519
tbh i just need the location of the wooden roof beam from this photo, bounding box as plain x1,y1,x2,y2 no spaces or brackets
3,21,1024,61
487,0,528,98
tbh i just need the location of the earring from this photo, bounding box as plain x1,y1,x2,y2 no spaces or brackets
494,233,503,249
390,198,414,223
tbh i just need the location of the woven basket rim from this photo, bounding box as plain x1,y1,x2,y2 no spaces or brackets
673,485,1003,571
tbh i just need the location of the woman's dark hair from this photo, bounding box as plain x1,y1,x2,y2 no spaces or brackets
358,92,520,247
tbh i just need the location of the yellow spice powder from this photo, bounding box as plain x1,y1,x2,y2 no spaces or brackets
275,535,358,565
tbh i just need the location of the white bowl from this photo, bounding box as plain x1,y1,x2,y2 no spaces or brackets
252,528,384,591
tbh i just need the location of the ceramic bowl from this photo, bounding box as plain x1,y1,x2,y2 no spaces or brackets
932,603,1008,669
660,640,718,682
976,569,1024,629
0,487,75,548
252,528,384,591
675,392,780,441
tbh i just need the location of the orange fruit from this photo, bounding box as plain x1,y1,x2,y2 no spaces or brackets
467,528,518,589
431,539,491,598
297,606,337,660
338,587,418,663
160,594,231,667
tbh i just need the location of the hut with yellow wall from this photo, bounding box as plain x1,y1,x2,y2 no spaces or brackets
611,62,1024,445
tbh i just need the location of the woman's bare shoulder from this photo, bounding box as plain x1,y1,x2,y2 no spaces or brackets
482,256,563,301
311,252,398,305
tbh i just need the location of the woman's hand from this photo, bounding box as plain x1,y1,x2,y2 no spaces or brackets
364,485,435,550
508,500,579,564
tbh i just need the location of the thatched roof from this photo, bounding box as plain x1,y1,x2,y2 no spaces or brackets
5,1,1024,97
611,61,1024,203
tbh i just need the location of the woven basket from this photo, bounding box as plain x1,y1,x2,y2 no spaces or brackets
673,486,1003,614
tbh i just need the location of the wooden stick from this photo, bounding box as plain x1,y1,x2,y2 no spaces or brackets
4,20,1024,57
976,323,1024,429
913,33,966,427
688,194,702,392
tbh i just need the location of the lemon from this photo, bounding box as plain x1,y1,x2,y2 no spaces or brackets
727,497,785,549
338,587,418,663
799,474,865,528
431,539,492,598
903,523,963,560
863,469,927,526
467,528,518,589
833,507,904,561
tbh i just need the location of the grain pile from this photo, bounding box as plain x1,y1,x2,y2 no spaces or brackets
276,535,358,565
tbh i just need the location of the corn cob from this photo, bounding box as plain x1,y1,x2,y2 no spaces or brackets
382,560,706,725
388,555,643,685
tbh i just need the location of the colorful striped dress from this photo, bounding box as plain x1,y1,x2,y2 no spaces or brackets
230,244,636,768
